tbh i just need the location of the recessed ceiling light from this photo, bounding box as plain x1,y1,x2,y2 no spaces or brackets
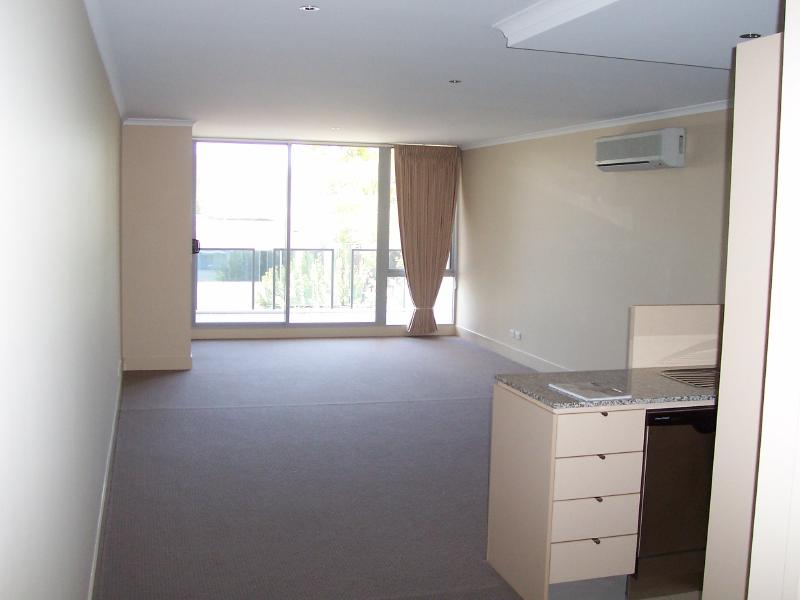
299,4,320,11
739,32,761,39
448,79,462,84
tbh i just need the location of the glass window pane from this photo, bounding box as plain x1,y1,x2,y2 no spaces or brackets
196,249,253,312
195,142,456,327
194,142,288,323
289,145,379,323
389,151,404,270
386,276,455,326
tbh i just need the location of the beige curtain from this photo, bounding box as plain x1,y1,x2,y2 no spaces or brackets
394,145,460,335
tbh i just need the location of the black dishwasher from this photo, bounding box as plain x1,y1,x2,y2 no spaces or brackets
628,407,716,599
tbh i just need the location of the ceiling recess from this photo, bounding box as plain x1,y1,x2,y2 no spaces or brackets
494,0,781,69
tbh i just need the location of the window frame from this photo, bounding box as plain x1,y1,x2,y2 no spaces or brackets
191,138,457,328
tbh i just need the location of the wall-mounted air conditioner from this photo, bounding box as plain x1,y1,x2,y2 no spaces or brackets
595,127,685,171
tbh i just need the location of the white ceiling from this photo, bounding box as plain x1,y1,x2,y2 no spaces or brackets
83,0,782,147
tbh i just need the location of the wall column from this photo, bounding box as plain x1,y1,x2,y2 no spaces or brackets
121,122,194,370
703,33,782,599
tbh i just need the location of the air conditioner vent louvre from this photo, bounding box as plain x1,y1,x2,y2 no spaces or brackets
595,128,685,171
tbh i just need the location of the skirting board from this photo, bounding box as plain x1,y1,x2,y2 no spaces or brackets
193,324,457,340
86,373,122,600
456,326,570,372
122,355,192,371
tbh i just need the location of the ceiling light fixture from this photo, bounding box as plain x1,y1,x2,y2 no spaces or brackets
448,79,462,84
739,32,761,39
299,4,320,11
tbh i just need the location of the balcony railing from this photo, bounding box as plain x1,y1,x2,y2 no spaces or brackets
196,247,402,313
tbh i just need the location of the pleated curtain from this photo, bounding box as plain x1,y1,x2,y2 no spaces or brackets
394,144,460,335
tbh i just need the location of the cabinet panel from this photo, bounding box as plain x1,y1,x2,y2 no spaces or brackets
549,535,638,584
553,452,643,500
487,384,555,600
555,410,645,457
551,494,640,543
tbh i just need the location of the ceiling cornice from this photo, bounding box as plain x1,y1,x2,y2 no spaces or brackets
461,100,730,150
493,0,621,46
123,118,196,127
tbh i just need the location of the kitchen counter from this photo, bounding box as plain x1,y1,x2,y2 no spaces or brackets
495,367,716,413
488,367,718,598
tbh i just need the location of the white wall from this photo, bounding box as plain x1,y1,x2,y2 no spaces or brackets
0,2,121,599
458,110,730,371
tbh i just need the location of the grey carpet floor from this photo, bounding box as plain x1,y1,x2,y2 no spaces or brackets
94,337,532,600
121,337,525,410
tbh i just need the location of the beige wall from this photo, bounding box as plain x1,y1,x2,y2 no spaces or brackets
458,110,731,371
748,16,800,598
121,124,193,370
0,2,121,599
704,34,783,600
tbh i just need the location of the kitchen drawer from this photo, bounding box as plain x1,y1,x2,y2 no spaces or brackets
553,452,643,500
555,409,645,457
551,494,640,542
549,534,637,584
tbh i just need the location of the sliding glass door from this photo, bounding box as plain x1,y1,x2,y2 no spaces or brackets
194,142,288,324
289,145,378,323
193,141,455,326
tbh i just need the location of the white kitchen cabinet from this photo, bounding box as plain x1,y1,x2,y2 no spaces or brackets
555,410,644,457
487,383,646,600
553,453,643,500
551,494,640,543
549,535,639,584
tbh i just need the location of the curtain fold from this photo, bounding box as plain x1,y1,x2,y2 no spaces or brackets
394,144,460,335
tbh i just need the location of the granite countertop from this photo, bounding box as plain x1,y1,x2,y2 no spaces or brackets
496,367,717,411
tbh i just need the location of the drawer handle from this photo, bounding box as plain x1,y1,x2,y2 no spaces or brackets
597,454,606,460
594,496,604,503
592,538,601,545
601,411,609,417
